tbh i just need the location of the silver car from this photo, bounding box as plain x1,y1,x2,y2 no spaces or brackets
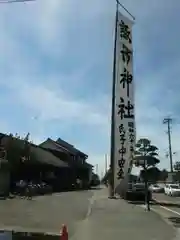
149,184,164,193
164,184,180,196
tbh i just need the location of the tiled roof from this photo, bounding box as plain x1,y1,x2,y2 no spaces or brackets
30,145,69,168
39,138,92,168
56,138,88,158
0,133,69,168
44,138,71,153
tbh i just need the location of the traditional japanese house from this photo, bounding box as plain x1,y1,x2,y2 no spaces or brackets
40,138,93,188
0,158,10,197
0,133,71,191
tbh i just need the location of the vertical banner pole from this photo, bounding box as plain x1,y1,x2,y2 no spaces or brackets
110,2,119,197
110,1,135,197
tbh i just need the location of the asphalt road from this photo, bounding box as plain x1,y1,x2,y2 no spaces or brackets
153,193,180,204
153,192,180,213
152,192,180,229
0,190,94,237
72,187,177,240
0,188,178,239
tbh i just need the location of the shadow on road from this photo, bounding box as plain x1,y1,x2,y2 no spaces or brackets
128,199,180,209
90,186,104,190
168,217,180,228
152,200,180,208
128,200,146,205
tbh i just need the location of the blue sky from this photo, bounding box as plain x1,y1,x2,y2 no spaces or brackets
0,0,180,175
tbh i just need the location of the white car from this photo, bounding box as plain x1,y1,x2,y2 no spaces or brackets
149,184,164,193
164,184,180,196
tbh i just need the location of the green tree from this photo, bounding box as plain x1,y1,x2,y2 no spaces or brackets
133,138,160,211
6,135,23,167
21,133,31,162
174,161,180,171
6,133,32,170
134,138,160,167
101,168,113,185
159,169,168,182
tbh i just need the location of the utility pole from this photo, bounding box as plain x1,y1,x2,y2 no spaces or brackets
163,117,173,172
95,164,98,175
105,154,108,174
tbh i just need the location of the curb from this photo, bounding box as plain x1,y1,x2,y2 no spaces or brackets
152,198,173,205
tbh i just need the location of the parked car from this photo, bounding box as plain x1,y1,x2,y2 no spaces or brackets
123,183,152,201
149,184,164,193
133,183,152,201
164,184,180,196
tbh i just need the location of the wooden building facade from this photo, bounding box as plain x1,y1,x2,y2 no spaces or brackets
0,133,93,192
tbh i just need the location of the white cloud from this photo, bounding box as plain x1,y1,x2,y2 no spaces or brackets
0,0,180,174
3,77,109,128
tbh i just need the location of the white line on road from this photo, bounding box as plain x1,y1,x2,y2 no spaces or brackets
153,198,180,216
159,206,180,216
86,196,95,218
85,190,97,218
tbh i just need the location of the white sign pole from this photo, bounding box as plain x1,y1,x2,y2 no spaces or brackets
113,11,136,194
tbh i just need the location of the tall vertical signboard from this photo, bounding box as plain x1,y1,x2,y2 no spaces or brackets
113,11,135,192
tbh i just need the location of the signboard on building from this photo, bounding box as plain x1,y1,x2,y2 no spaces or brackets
113,12,136,192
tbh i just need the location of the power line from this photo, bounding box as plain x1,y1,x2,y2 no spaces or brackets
163,117,173,172
0,0,35,4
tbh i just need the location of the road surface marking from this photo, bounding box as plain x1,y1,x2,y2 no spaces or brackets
159,206,180,216
86,191,97,218
86,196,94,218
153,198,180,216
